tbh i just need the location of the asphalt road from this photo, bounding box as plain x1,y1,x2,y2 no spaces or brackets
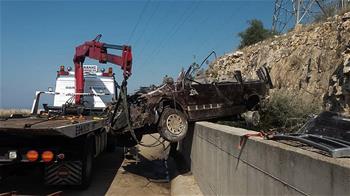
106,134,171,196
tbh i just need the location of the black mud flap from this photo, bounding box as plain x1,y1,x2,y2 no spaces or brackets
45,161,82,186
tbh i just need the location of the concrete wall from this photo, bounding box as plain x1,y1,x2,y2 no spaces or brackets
186,122,350,196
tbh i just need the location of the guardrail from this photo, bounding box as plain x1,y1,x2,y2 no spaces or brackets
179,122,350,196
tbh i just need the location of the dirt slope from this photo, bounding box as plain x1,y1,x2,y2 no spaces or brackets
207,12,350,115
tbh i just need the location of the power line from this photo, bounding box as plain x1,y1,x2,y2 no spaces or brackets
142,2,199,67
127,0,151,44
133,1,160,47
139,2,196,66
195,5,241,56
137,3,174,58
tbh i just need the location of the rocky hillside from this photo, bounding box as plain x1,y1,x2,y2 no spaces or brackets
207,12,350,115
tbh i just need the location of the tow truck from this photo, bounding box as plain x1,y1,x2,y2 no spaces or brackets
0,35,132,187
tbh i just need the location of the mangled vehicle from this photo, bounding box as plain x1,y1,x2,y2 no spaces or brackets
269,111,350,158
110,52,273,146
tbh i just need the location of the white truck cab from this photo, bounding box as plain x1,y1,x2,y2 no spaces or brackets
54,65,116,109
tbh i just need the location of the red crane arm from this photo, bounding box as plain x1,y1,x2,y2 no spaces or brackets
73,35,132,105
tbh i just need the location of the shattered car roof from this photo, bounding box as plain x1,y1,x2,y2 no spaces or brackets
298,111,350,142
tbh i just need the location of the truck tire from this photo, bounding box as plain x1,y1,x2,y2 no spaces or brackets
106,134,116,152
115,132,143,148
101,130,107,152
81,136,94,189
158,108,188,142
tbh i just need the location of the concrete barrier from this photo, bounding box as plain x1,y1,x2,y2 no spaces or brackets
184,122,350,196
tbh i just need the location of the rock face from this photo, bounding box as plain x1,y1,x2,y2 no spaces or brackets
207,12,350,115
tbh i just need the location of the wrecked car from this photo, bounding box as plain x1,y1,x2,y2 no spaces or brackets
269,111,350,158
111,52,273,145
298,111,350,142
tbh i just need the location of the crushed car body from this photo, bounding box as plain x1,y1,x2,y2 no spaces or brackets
110,52,273,145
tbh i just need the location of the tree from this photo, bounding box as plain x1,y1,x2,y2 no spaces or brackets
238,19,275,49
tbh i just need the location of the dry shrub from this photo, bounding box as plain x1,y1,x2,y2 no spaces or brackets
314,4,350,23
258,89,322,132
218,89,322,132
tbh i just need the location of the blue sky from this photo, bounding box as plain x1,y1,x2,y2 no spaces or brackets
1,0,274,109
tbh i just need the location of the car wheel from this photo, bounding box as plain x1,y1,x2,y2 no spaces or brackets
159,108,188,142
242,111,260,127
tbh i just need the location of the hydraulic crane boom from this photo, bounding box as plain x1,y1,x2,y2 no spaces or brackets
73,34,132,105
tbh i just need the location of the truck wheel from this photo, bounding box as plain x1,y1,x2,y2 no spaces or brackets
115,132,143,148
101,130,107,152
159,108,188,142
81,137,93,189
106,134,116,152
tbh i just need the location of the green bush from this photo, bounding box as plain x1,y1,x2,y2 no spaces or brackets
238,19,276,49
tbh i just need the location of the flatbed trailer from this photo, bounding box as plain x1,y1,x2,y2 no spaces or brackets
0,116,106,137
0,115,110,187
0,35,132,188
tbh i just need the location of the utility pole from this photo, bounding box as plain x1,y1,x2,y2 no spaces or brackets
272,0,344,33
295,0,302,24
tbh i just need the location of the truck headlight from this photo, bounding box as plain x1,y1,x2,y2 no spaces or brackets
8,151,17,159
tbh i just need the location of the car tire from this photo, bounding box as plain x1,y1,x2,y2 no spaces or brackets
158,108,188,142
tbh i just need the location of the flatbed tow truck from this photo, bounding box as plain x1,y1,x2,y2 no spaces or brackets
0,35,132,188
0,115,107,186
